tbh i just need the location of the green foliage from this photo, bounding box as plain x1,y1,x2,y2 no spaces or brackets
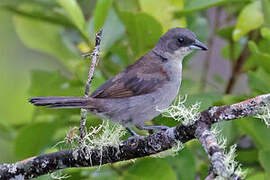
14,120,61,159
98,8,125,54
167,148,196,180
259,149,270,175
118,11,163,58
13,11,79,71
29,71,83,97
57,0,88,40
183,0,227,13
236,117,270,149
94,0,113,32
123,158,177,180
233,1,264,41
261,0,270,27
261,27,270,40
216,26,234,41
1,0,270,179
248,69,270,94
176,0,247,16
139,0,186,31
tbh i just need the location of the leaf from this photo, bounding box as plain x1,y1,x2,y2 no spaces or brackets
237,149,258,164
175,0,246,16
181,92,223,111
14,121,61,159
13,10,78,71
248,70,270,94
0,137,15,162
259,149,270,174
118,12,163,58
184,0,225,12
261,0,270,27
246,173,268,180
83,168,119,180
28,71,106,116
261,27,270,40
233,1,264,41
185,12,210,42
213,121,238,144
57,0,87,40
114,0,140,12
94,0,113,32
139,0,186,31
216,26,234,41
3,3,73,28
29,71,83,97
0,0,56,6
0,68,33,125
89,8,125,54
221,41,243,61
166,148,196,180
124,158,177,180
236,117,270,149
248,41,270,74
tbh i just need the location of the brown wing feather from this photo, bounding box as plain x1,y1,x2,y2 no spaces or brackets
90,52,169,99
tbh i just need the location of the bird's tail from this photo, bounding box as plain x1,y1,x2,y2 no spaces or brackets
29,96,89,109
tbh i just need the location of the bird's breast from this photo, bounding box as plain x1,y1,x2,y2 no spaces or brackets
154,60,182,110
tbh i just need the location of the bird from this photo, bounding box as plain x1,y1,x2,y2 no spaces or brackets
29,28,207,136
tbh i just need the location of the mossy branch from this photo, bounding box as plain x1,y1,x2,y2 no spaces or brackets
1,93,270,179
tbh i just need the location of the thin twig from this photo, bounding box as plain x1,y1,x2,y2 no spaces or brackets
225,42,250,94
79,30,103,146
225,30,261,94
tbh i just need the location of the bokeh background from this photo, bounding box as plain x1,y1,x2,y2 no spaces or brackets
1,0,270,179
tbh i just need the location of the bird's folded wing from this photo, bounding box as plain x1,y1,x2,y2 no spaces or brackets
90,57,169,98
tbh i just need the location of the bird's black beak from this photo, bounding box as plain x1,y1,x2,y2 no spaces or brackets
189,39,208,51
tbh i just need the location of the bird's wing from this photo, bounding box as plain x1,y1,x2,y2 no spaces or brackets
90,54,170,98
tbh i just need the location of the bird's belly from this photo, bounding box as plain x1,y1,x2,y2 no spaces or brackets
128,80,181,126
92,78,181,127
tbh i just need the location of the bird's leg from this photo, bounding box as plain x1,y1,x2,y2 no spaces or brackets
136,125,169,131
126,127,141,137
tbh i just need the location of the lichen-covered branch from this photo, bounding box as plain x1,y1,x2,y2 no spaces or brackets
0,128,181,179
79,30,103,145
195,124,242,180
1,93,270,179
196,125,229,177
208,94,270,123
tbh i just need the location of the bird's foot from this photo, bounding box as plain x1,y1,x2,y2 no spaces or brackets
136,125,169,131
126,125,169,139
136,125,169,135
126,127,144,140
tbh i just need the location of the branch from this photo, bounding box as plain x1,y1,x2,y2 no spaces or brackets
1,93,270,179
196,125,242,180
225,42,250,94
79,30,103,145
225,30,261,94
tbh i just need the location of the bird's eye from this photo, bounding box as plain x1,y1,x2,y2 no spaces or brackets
178,37,184,43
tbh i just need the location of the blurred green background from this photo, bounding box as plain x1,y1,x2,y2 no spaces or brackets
1,0,270,179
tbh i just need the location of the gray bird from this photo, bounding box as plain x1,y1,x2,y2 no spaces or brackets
29,28,207,136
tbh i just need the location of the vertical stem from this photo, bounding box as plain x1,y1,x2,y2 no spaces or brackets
225,43,250,94
79,30,103,146
225,31,259,94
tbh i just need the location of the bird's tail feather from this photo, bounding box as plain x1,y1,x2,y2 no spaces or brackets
29,96,89,109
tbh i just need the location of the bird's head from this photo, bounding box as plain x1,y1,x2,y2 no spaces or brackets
153,28,207,60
